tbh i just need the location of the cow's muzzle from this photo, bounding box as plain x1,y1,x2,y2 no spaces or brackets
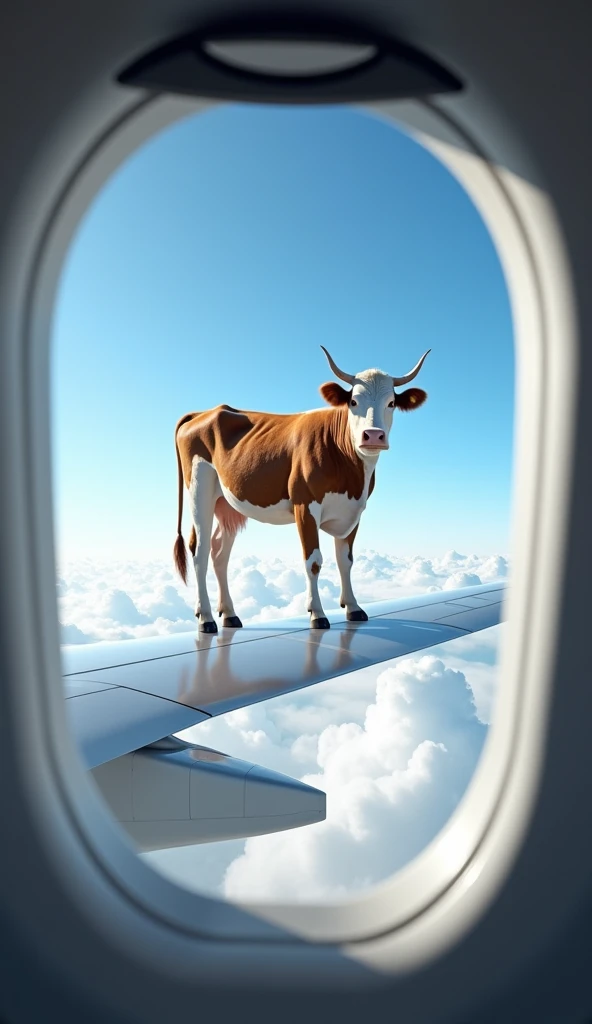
360,428,388,451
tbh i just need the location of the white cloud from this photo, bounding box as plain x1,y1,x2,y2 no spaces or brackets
144,631,501,901
141,584,194,622
425,624,504,725
443,571,482,590
478,555,509,582
221,655,487,902
60,622,94,645
103,589,151,626
57,548,508,644
440,549,466,568
402,557,439,587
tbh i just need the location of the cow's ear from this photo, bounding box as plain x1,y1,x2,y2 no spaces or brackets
395,388,427,412
320,382,351,406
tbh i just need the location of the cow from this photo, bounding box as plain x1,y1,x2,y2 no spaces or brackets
174,346,429,633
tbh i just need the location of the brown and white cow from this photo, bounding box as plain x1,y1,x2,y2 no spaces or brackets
174,347,429,632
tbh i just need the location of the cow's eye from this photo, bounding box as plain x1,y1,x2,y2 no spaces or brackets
350,398,358,407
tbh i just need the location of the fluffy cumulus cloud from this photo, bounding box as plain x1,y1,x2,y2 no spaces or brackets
57,561,196,644
57,548,508,644
220,655,486,902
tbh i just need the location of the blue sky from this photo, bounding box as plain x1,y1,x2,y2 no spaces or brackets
51,103,514,564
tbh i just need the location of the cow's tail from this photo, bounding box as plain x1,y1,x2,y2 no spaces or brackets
173,432,188,585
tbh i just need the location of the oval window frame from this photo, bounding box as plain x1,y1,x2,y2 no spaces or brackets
25,89,576,958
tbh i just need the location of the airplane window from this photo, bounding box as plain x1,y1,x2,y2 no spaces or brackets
52,103,513,905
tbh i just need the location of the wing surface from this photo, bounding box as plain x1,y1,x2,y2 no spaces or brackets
63,582,506,770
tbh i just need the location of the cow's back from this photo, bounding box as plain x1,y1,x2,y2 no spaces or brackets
176,405,296,502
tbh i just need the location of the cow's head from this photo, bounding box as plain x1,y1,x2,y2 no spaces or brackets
319,346,429,460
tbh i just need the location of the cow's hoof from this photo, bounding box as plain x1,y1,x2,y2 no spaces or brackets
223,616,243,628
311,617,331,630
200,620,218,634
347,609,368,622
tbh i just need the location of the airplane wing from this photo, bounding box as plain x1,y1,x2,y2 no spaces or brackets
62,582,505,852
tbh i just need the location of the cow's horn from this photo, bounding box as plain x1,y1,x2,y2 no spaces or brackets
320,346,356,385
391,349,431,387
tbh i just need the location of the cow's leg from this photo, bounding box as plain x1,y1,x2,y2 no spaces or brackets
188,457,219,633
294,503,329,629
211,525,242,628
335,525,368,622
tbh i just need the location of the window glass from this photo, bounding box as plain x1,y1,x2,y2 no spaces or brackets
52,104,513,903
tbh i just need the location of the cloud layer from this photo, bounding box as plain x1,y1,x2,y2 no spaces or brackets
58,548,507,644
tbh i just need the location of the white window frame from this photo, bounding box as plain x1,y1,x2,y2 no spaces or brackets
7,82,578,986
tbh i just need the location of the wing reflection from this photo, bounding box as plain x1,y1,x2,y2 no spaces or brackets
176,625,364,716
